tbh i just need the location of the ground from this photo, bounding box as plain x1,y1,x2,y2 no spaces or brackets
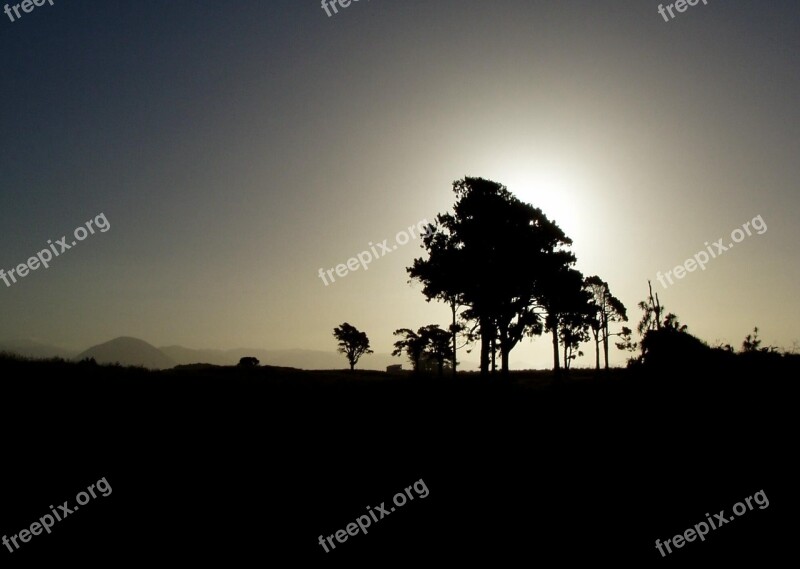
1,356,796,563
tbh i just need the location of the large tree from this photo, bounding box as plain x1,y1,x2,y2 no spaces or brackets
333,323,373,371
409,177,575,378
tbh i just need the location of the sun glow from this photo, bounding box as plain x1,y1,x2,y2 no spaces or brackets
492,162,588,240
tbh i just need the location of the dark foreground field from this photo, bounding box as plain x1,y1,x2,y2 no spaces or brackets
1,356,797,564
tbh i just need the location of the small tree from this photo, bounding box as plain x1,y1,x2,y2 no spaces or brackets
392,328,427,372
393,325,455,377
615,326,638,358
585,276,628,370
559,311,590,371
540,267,588,375
333,323,374,371
637,280,664,336
420,324,454,377
742,327,762,353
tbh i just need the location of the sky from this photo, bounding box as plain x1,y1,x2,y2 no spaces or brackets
1,0,798,368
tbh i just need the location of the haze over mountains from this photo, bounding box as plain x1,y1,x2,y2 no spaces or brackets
76,337,177,370
0,337,414,371
0,339,75,361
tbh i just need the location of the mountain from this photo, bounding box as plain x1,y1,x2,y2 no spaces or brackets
159,345,401,371
0,339,76,360
76,337,176,370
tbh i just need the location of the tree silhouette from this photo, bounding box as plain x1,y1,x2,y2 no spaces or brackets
585,276,628,370
392,328,427,372
333,323,373,371
419,324,454,377
615,326,638,363
393,325,454,377
407,219,466,377
410,177,574,378
559,309,590,371
539,266,586,374
637,280,664,336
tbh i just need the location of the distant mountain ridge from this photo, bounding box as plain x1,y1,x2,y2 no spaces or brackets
76,337,176,370
1,337,401,370
2,337,479,371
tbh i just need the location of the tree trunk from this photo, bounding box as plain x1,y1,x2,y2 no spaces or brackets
350,361,355,371
595,336,601,370
499,327,511,378
602,313,610,370
479,315,490,378
551,326,561,375
451,300,458,379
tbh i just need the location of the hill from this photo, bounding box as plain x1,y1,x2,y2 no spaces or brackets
76,337,176,370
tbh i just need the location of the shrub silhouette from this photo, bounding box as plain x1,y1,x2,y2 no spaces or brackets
641,327,711,369
238,357,260,368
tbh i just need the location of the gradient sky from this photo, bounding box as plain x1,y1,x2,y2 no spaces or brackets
1,0,798,368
